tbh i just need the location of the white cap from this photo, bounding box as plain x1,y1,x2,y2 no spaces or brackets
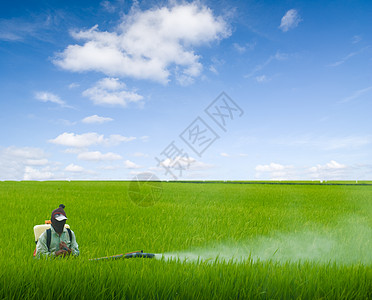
54,214,68,221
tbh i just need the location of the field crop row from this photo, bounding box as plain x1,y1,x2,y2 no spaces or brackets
0,181,371,299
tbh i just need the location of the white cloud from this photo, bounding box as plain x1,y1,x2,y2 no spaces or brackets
209,57,225,76
254,160,371,181
35,91,67,107
49,132,135,148
352,35,362,44
255,75,268,83
140,136,149,142
78,151,122,161
133,152,148,157
98,77,123,90
68,83,80,89
100,165,121,170
64,148,87,154
188,159,214,171
53,2,230,84
65,163,85,172
83,78,143,107
0,17,47,42
2,146,46,159
220,152,229,157
233,43,246,53
124,160,142,169
152,156,213,175
23,166,54,180
82,114,114,124
341,86,372,103
328,46,370,67
309,160,346,172
100,0,116,13
54,119,77,126
245,51,288,78
324,136,372,150
49,132,104,147
256,162,288,172
25,158,49,166
279,9,302,32
150,156,214,179
105,134,136,145
233,42,255,54
274,52,288,61
308,160,348,180
255,162,295,180
0,19,33,41
329,52,358,67
272,135,372,151
0,146,53,180
209,65,218,74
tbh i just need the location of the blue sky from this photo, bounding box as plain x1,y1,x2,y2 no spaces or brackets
0,0,371,180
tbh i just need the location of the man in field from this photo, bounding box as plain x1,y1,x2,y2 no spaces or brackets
36,204,79,258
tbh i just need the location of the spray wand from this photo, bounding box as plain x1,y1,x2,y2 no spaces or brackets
89,250,155,261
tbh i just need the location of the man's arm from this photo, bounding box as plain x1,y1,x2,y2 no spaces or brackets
35,231,54,258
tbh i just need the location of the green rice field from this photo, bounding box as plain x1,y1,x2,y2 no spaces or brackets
0,181,371,299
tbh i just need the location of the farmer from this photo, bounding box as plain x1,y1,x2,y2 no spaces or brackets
36,204,79,258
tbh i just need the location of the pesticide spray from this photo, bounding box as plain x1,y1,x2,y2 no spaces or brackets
154,214,372,265
90,214,371,265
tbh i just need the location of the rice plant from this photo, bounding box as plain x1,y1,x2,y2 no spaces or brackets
0,181,371,299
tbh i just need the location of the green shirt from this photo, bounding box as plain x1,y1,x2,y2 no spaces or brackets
36,226,80,258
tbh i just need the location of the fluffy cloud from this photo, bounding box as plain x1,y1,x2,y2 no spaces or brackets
2,146,46,159
0,146,53,180
255,162,295,180
308,160,347,179
279,9,301,32
233,43,246,53
49,132,104,148
255,75,268,83
49,132,135,147
83,78,143,108
246,51,288,78
54,2,230,84
167,156,212,170
124,160,142,169
100,0,116,13
107,134,136,145
23,166,54,180
82,114,113,124
68,83,80,89
64,163,85,172
25,158,49,166
254,160,371,180
273,134,372,151
35,91,66,107
64,148,87,154
151,156,213,179
132,152,148,157
256,162,289,172
78,151,122,161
